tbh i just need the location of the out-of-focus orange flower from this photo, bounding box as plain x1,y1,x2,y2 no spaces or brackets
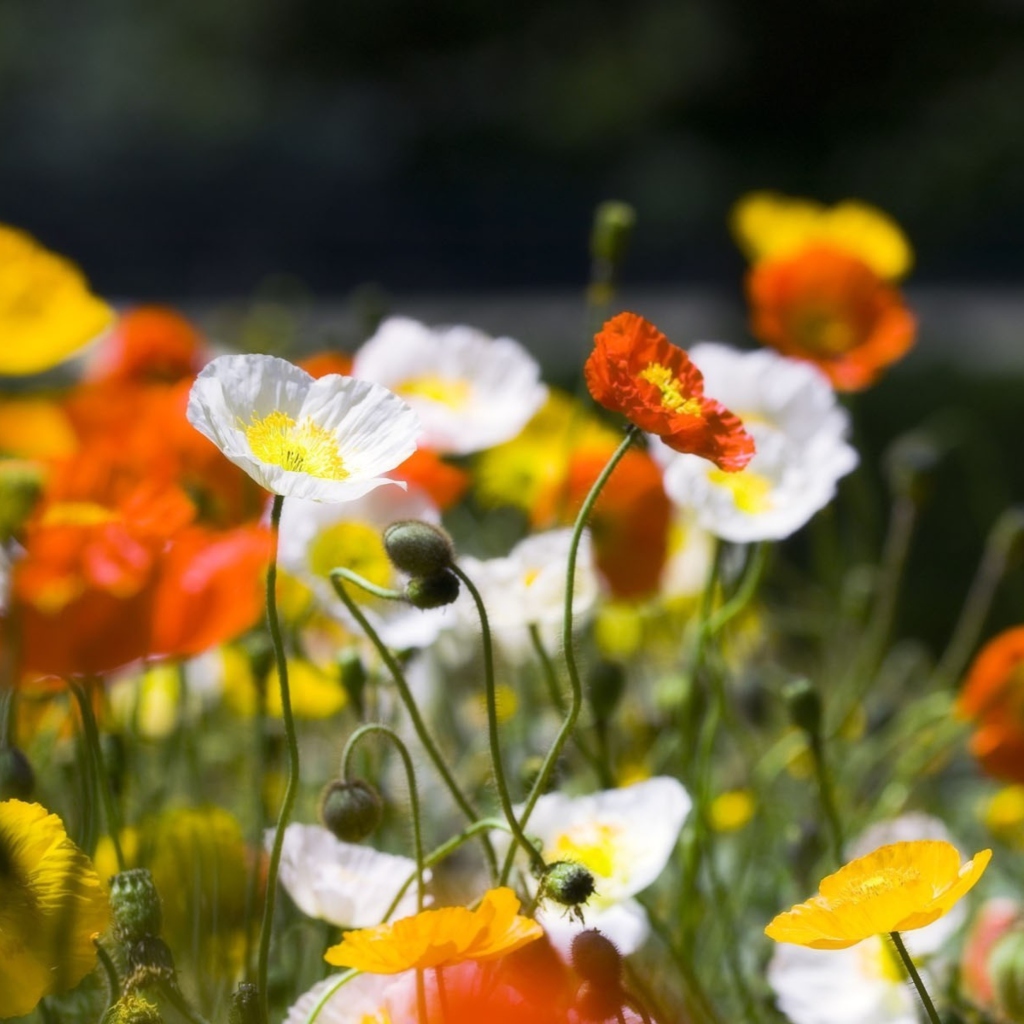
746,244,917,391
585,312,754,472
957,628,1024,783
324,887,543,974
299,351,354,378
87,306,207,384
391,447,470,510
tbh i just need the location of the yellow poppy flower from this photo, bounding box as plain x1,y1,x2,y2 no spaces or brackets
766,840,991,950
323,886,543,974
0,799,111,1017
0,225,114,375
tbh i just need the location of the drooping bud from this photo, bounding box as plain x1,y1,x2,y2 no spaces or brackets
541,860,596,917
575,980,625,1023
991,929,1024,1023
0,745,35,799
405,569,460,609
587,660,626,722
110,868,163,946
319,778,384,843
570,929,623,987
124,935,177,993
100,994,164,1024
383,520,455,577
228,982,261,1024
783,678,822,737
590,201,636,269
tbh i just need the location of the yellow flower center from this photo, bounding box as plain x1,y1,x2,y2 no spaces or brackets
396,375,471,408
549,821,623,880
637,363,703,415
245,411,348,480
41,501,116,527
708,468,773,513
308,522,393,595
795,309,857,355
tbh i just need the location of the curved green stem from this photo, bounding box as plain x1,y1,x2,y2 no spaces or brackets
305,969,358,1024
67,679,125,870
256,494,302,1024
342,723,426,911
500,427,637,884
889,931,941,1024
330,566,405,602
329,570,498,879
450,564,546,875
92,937,120,1014
707,543,768,636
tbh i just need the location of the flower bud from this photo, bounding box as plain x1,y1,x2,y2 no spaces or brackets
0,745,35,799
319,778,384,843
575,980,624,1022
110,868,163,946
228,982,261,1024
590,201,636,268
541,860,596,915
992,929,1024,1022
587,660,626,722
783,678,822,737
571,929,622,987
124,935,177,993
101,994,164,1024
383,520,455,577
405,569,460,609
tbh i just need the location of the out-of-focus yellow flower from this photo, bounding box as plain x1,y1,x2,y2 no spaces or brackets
94,826,142,883
324,887,542,974
221,646,346,719
984,786,1024,846
0,397,78,459
731,192,913,280
766,841,991,949
594,602,645,658
711,789,756,832
0,800,111,1016
0,226,114,375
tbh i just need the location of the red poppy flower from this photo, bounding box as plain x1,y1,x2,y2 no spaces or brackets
87,306,208,384
584,312,754,472
746,244,916,391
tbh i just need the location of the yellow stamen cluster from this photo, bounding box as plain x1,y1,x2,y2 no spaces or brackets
397,374,471,409
246,410,349,480
549,821,622,881
708,468,774,514
638,363,703,416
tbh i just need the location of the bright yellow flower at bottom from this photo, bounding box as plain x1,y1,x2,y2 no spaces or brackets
324,887,543,974
0,800,111,1017
766,840,991,950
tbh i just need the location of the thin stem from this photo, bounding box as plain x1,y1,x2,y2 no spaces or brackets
707,543,768,636
342,724,426,911
243,650,270,983
329,570,498,879
330,566,405,602
889,931,941,1024
0,686,14,746
67,679,125,871
256,494,302,1024
305,969,358,1023
809,733,845,867
500,428,637,885
92,937,120,1013
451,564,545,875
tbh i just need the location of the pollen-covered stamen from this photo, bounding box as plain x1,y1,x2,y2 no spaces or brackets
708,468,774,513
245,410,349,480
638,363,704,416
396,374,471,409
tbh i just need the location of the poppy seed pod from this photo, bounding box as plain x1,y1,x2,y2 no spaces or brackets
110,868,163,946
320,778,384,843
542,860,597,912
383,519,455,577
405,569,460,609
570,929,623,988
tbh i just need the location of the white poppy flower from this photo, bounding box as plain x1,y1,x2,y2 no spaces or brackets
285,972,402,1024
512,777,691,955
768,813,963,1024
187,354,420,502
279,487,451,649
352,317,547,455
652,344,858,542
270,823,426,928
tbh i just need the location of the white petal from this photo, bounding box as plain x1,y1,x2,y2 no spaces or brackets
538,899,651,959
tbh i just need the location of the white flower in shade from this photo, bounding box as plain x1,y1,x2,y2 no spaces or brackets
187,354,420,502
278,486,451,649
768,813,964,1024
270,823,425,928
352,316,547,454
652,344,858,543
285,972,401,1024
513,777,691,956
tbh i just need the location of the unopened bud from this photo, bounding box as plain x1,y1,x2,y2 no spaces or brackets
0,746,35,799
228,983,261,1024
383,520,455,577
101,994,163,1024
783,679,822,737
110,868,163,945
587,660,626,722
992,929,1024,1022
124,935,177,993
405,570,460,609
320,778,384,843
575,979,625,1022
570,929,622,987
541,860,596,912
590,201,636,268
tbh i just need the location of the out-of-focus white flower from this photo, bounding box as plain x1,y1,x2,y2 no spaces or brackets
652,344,858,542
187,354,420,502
270,823,425,928
659,509,716,600
279,487,451,649
512,777,691,956
285,972,401,1024
352,317,547,455
768,813,964,1024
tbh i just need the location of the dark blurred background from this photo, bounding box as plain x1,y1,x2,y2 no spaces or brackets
3,0,1024,297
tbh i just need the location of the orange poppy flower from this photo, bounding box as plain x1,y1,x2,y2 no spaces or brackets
391,447,470,510
324,887,543,974
584,312,754,472
298,351,354,378
746,244,916,391
766,840,991,949
87,306,208,384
